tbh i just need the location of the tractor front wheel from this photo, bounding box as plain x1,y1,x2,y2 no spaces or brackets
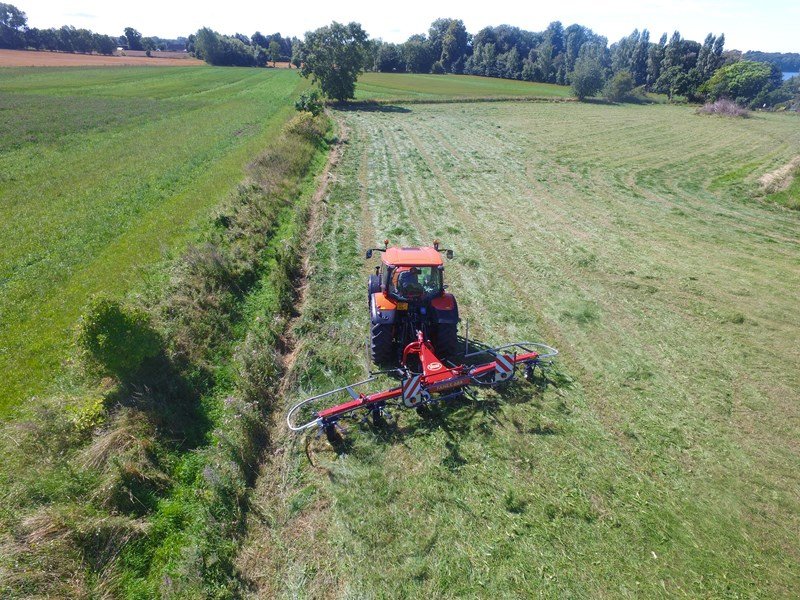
370,323,394,364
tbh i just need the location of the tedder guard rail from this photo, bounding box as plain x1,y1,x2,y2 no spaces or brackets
286,340,559,439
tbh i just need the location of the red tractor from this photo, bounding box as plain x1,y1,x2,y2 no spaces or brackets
286,240,559,442
366,240,459,365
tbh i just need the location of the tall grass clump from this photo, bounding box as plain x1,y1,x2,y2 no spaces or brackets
696,98,750,118
0,111,331,598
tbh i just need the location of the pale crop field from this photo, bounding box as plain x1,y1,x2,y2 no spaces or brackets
239,102,800,598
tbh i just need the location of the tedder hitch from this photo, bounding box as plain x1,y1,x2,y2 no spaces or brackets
286,330,558,443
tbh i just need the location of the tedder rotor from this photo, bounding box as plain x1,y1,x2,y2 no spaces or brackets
287,241,558,443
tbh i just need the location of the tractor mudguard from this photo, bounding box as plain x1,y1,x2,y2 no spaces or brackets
371,292,397,325
431,293,459,324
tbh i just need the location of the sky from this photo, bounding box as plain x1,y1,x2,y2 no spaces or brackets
15,0,800,53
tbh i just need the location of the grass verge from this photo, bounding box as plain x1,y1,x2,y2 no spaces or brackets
0,111,332,598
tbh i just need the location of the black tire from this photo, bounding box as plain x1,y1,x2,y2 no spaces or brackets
434,322,459,360
370,322,394,365
368,274,381,296
325,425,341,445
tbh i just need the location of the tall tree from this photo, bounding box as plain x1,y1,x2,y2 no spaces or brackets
123,27,143,51
300,22,369,101
647,33,667,87
440,19,469,72
0,2,27,48
268,40,281,65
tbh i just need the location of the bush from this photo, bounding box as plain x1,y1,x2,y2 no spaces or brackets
431,61,445,74
78,295,162,380
604,70,635,102
570,56,604,100
696,99,750,118
295,90,324,116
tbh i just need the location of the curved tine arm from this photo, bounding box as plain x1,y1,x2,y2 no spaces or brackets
465,341,559,360
286,377,377,432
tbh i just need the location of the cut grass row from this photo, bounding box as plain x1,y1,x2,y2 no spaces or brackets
239,102,800,597
0,67,306,415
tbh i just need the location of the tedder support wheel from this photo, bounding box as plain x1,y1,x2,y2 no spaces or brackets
325,425,341,444
370,322,394,364
434,322,459,360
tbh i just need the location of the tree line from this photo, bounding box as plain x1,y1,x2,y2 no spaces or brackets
188,28,296,67
0,4,189,55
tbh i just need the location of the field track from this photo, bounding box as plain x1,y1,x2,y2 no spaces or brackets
0,48,205,67
238,102,800,597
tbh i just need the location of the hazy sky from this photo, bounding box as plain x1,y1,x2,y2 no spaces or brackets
16,0,800,53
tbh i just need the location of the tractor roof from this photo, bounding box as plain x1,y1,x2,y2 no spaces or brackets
383,246,443,267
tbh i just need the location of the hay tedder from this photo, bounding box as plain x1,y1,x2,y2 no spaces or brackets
287,241,558,443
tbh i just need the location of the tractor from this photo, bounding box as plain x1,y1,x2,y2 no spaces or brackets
286,240,559,442
366,240,459,366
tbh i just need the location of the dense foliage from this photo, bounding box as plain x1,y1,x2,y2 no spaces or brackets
700,60,782,108
298,21,369,101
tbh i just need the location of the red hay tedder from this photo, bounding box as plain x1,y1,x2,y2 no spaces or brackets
287,241,558,443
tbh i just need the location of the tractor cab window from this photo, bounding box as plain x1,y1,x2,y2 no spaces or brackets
389,266,441,300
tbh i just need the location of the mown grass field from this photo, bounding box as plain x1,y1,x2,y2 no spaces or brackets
356,72,572,101
0,66,305,414
239,102,800,597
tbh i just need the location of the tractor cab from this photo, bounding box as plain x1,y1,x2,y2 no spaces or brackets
381,247,444,302
366,241,459,364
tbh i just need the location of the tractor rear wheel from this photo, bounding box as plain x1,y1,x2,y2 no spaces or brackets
435,322,459,360
370,323,394,364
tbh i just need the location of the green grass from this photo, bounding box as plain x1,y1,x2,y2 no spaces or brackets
239,103,800,597
0,66,306,415
766,171,800,209
355,72,572,101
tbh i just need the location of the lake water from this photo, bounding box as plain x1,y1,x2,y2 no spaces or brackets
783,72,798,81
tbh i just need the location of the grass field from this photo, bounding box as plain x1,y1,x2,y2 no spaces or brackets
356,72,572,101
238,102,800,597
0,66,305,414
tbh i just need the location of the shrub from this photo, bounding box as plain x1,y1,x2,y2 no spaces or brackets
78,296,161,380
696,99,750,118
604,70,635,102
295,90,324,116
431,61,445,74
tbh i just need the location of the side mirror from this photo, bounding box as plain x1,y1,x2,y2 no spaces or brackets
446,250,454,259
366,249,373,259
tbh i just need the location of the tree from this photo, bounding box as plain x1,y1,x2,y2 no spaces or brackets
440,19,469,72
268,40,281,65
300,22,368,101
375,42,403,72
605,70,635,102
700,60,781,108
251,31,268,48
93,33,117,55
570,55,604,100
647,33,667,87
124,27,143,50
193,27,256,67
290,38,303,68
402,34,435,73
0,2,27,49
